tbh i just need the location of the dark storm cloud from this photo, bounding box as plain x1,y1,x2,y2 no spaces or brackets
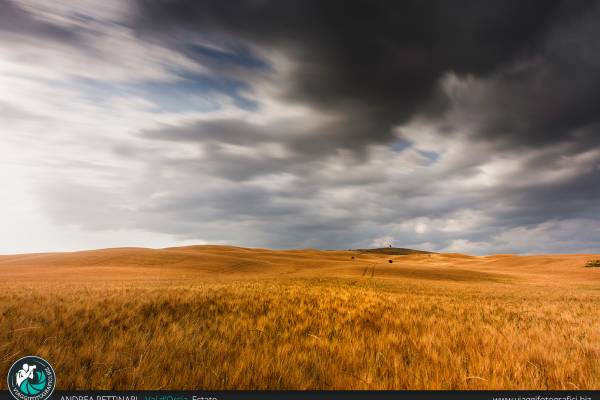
143,116,383,164
6,0,600,254
494,154,600,225
460,4,600,149
0,0,81,43
145,119,274,145
133,0,595,151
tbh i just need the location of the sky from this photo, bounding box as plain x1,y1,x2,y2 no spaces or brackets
1,0,600,255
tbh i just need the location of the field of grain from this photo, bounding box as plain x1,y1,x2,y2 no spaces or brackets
2,245,600,389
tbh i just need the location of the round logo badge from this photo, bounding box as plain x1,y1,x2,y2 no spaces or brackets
7,356,56,400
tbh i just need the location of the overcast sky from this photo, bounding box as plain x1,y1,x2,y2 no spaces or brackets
1,0,599,254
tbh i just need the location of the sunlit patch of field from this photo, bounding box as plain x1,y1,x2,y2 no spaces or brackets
2,246,600,389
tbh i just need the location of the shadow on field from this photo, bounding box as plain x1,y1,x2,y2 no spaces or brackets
372,266,510,283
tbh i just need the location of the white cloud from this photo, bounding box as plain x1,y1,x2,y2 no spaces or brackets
371,235,394,248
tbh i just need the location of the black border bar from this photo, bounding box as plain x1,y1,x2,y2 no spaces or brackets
1,391,598,400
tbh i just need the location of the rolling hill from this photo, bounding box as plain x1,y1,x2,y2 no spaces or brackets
2,245,600,390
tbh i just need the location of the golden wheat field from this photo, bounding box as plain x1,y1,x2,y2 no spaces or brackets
1,245,600,390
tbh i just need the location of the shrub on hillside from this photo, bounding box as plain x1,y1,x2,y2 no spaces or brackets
585,260,600,268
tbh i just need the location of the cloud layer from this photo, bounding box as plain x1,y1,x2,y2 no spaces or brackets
1,0,599,254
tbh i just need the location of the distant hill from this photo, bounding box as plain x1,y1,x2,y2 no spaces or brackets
354,247,433,255
0,244,598,286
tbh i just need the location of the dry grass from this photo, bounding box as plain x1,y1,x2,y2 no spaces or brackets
1,246,600,389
